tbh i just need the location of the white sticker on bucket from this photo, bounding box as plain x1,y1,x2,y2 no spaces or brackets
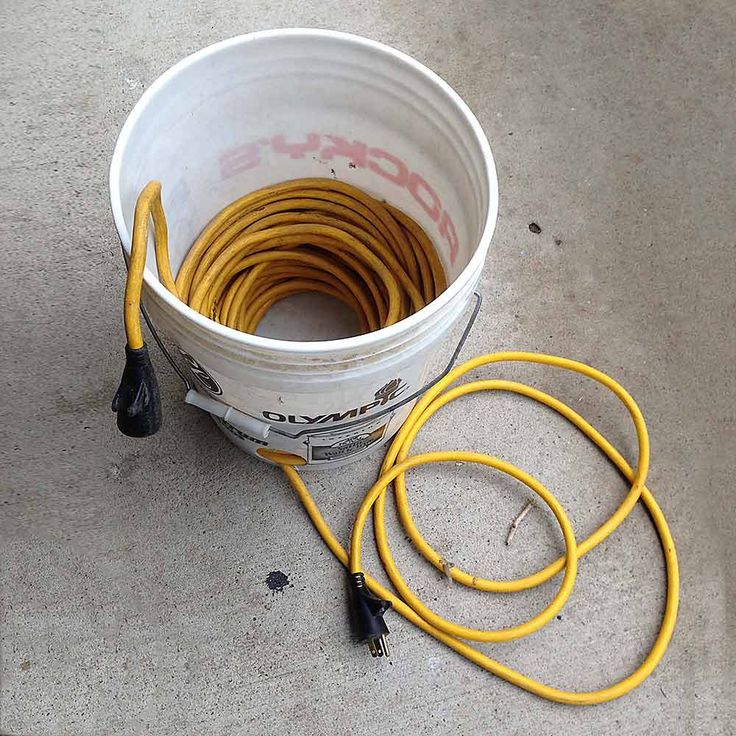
304,415,391,463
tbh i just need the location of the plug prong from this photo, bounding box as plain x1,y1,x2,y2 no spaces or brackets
380,634,390,658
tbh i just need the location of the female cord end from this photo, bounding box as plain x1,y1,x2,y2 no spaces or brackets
112,343,162,437
349,572,391,657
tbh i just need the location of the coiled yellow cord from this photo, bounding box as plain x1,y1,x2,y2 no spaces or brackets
125,180,678,705
270,353,679,704
123,178,445,349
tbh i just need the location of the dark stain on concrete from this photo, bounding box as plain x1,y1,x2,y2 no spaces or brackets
265,570,292,593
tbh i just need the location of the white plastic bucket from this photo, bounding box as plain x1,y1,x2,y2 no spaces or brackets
109,29,498,467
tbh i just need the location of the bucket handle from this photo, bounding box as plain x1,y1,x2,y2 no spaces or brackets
140,302,195,391
140,291,483,439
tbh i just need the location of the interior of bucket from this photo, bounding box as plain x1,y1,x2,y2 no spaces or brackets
113,32,491,339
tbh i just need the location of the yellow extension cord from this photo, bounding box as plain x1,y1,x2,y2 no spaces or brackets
124,178,678,705
125,178,445,349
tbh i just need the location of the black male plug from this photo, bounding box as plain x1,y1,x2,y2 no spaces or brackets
349,571,391,657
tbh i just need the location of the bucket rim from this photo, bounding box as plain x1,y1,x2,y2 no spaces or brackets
109,28,498,355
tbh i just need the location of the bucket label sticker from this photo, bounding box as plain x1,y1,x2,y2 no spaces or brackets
179,349,223,396
306,422,388,462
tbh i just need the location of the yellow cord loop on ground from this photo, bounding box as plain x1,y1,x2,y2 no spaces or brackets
124,180,677,705
269,352,679,705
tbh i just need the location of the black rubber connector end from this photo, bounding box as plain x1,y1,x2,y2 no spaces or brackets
349,572,391,657
112,343,162,437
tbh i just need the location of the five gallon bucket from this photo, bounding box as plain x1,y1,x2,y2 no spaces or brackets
109,29,498,467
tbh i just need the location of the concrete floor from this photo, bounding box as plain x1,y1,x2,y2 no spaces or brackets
2,1,735,734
